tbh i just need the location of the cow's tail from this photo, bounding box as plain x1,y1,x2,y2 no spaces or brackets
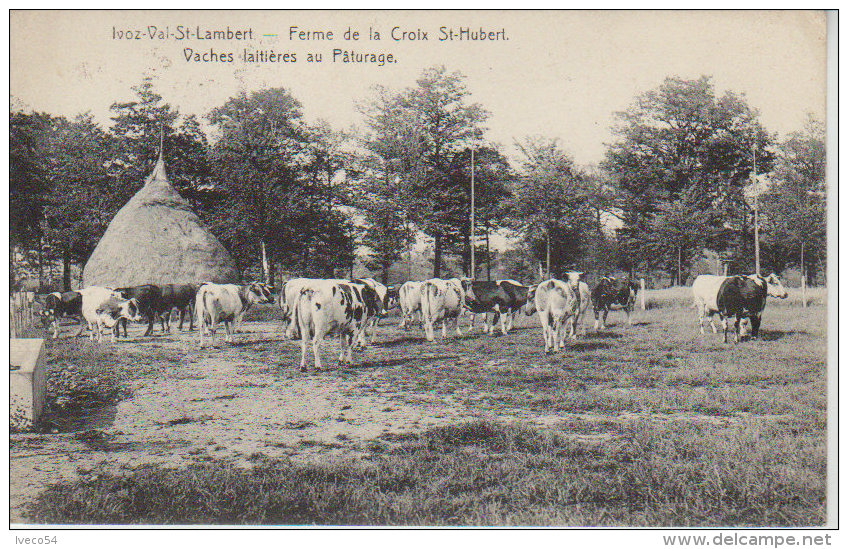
195,287,208,345
295,288,315,341
421,282,439,341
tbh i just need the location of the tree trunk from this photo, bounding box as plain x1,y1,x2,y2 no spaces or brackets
37,236,44,291
268,258,276,289
434,233,442,278
62,250,72,291
260,240,270,284
485,222,491,282
545,232,551,279
462,228,470,277
677,246,682,286
800,240,806,308
380,263,389,285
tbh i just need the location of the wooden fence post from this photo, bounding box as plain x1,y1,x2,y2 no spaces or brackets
802,275,807,308
640,278,646,310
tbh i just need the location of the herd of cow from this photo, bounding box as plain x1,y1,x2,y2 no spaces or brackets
36,270,789,371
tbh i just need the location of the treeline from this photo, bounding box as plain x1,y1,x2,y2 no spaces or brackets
9,67,826,291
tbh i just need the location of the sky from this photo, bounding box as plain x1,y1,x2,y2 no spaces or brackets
10,10,827,167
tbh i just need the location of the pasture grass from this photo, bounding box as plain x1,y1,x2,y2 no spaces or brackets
24,294,828,526
645,285,827,309
27,419,824,526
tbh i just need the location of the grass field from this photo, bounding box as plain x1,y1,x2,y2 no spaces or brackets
15,291,828,526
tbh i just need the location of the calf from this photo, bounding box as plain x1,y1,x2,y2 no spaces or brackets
39,291,84,338
295,280,380,371
590,276,639,330
523,278,579,353
159,283,200,332
716,273,788,344
78,286,143,343
114,284,163,337
196,282,275,348
398,281,424,329
420,278,465,341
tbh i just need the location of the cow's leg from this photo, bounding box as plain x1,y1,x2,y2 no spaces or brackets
602,309,609,330
51,319,60,339
571,314,579,340
441,319,448,339
734,316,741,344
454,315,462,337
224,320,234,343
541,312,552,353
593,307,600,330
626,305,633,326
346,332,355,365
498,309,508,336
312,333,323,371
299,332,311,372
750,314,761,340
466,313,475,334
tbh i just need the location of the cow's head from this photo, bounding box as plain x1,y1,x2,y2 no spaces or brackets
96,297,142,328
564,271,584,289
384,285,401,311
246,282,275,304
764,273,789,299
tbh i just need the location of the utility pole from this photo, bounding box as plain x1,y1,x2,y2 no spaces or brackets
470,147,476,280
753,143,760,275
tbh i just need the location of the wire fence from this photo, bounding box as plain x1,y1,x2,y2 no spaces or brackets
10,292,38,338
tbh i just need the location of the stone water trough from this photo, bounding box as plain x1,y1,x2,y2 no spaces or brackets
10,338,47,431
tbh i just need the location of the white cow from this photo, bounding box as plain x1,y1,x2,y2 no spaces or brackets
398,281,424,329
280,278,346,339
295,280,379,371
523,278,579,353
78,286,142,342
692,275,728,334
420,278,466,341
196,282,275,347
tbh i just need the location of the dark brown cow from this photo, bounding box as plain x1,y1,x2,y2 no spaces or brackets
590,276,639,330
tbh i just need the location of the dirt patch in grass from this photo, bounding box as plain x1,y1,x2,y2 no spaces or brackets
12,303,827,525
25,420,824,526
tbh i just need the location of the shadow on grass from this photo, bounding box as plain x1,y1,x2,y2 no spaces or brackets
756,330,810,342
567,341,612,352
375,335,426,348
584,331,622,340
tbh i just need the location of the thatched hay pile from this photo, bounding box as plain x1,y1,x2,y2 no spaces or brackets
82,153,238,287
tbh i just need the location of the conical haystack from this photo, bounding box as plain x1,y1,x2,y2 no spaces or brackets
83,153,238,287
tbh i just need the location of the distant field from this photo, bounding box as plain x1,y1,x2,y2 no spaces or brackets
15,293,827,526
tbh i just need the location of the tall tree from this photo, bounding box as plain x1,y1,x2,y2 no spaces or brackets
40,114,120,289
761,114,826,281
511,137,597,278
109,76,180,200
359,66,489,277
603,75,774,276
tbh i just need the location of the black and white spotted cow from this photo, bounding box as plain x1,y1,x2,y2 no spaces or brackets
420,278,466,341
196,282,275,348
716,273,788,343
461,279,530,336
294,280,380,371
40,291,84,338
590,275,639,330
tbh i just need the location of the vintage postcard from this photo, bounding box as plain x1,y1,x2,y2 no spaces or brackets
8,9,833,536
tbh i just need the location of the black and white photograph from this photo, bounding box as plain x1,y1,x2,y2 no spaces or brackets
8,9,834,532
